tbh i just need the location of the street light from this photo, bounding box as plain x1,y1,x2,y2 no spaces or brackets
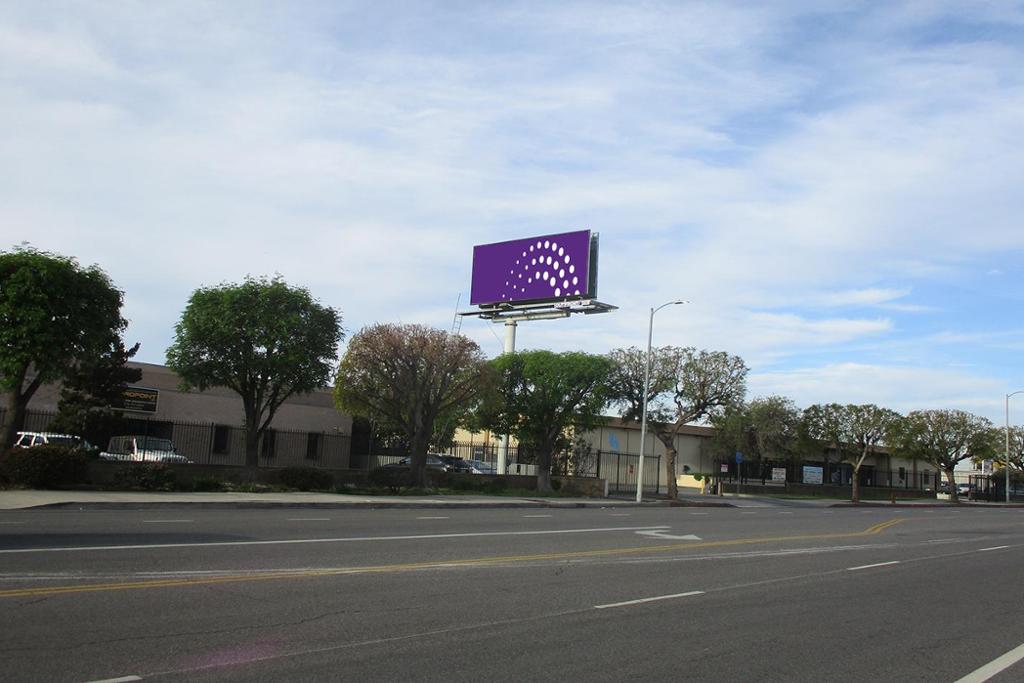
636,300,688,503
1006,391,1023,504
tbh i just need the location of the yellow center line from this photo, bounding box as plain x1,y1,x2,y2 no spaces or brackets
0,518,904,599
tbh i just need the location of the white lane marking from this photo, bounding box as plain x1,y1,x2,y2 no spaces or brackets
635,530,701,541
288,518,331,522
0,525,670,554
740,512,757,515
847,561,901,571
778,512,794,515
689,512,709,516
978,545,1010,552
416,516,449,520
142,520,193,524
925,538,961,544
595,590,704,610
955,641,1024,683
523,514,552,518
83,676,143,683
609,513,630,517
0,521,24,525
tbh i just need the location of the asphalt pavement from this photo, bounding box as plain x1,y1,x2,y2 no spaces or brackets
1,503,1023,682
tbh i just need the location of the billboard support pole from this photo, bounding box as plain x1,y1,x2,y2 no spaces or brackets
497,321,517,475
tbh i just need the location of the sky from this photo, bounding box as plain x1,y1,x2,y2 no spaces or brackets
3,1,1024,425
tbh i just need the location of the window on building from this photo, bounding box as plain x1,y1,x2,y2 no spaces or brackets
306,433,321,460
261,429,276,459
212,425,230,455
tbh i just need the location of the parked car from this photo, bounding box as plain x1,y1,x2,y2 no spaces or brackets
956,483,975,497
14,432,87,449
466,459,496,475
381,455,449,472
99,435,192,464
438,455,476,473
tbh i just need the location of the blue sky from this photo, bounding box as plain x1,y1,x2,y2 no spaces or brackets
3,1,1023,424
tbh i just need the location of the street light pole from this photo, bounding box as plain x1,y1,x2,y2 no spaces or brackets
1006,391,1023,504
636,300,687,503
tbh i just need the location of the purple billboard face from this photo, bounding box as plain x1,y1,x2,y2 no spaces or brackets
470,230,591,306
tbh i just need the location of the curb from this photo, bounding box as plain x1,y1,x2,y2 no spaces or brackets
18,500,656,511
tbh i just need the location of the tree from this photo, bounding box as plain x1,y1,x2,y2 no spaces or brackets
334,324,492,488
893,409,997,502
843,404,902,503
609,346,747,499
485,350,614,492
712,396,801,467
0,247,128,448
799,403,847,472
48,340,142,448
166,276,342,468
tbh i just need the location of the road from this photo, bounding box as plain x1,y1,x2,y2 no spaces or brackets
1,504,1022,682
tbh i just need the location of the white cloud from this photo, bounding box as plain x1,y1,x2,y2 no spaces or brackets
2,1,1023,418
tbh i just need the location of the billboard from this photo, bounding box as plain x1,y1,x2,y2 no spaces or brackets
470,229,596,306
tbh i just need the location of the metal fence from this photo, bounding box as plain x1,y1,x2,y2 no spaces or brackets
2,408,352,470
354,442,663,494
714,459,1021,499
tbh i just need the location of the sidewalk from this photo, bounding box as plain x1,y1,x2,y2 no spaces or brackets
0,489,656,511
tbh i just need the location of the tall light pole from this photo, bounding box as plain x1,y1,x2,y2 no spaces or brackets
636,300,688,503
1006,391,1023,504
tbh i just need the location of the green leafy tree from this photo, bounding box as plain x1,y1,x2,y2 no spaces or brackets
799,403,848,471
843,404,902,503
48,341,142,448
712,396,801,466
0,247,128,447
486,350,613,492
609,346,747,499
166,276,342,468
334,324,492,488
893,409,997,502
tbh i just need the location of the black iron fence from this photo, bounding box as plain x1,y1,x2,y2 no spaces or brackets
354,442,663,494
2,408,352,470
714,459,1023,499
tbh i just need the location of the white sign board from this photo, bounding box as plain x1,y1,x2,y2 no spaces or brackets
771,467,786,482
803,466,823,485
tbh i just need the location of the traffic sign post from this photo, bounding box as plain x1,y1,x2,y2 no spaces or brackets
735,452,743,495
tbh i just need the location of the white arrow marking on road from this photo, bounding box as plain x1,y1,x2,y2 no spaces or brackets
635,530,702,541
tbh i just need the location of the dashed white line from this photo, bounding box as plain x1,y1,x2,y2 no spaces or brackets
955,641,1024,683
847,561,901,571
522,515,552,518
689,512,709,516
778,512,794,515
416,516,450,520
595,590,704,610
609,513,630,517
141,520,193,524
288,518,331,522
83,676,143,683
978,545,1010,552
740,512,757,515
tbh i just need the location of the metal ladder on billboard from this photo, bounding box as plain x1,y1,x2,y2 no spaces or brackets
457,230,616,475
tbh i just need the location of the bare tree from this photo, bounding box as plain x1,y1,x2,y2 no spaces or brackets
334,324,493,488
609,346,747,499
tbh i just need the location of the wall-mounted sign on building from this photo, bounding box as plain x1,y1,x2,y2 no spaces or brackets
120,386,159,413
802,465,824,485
